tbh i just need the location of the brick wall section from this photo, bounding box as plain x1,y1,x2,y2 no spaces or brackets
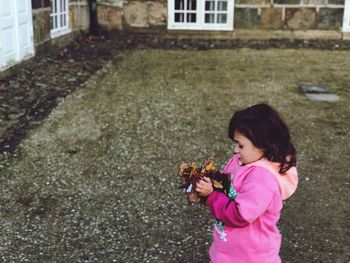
32,0,51,45
318,8,344,29
97,4,123,30
236,0,269,4
260,8,284,29
96,0,346,32
274,0,300,4
234,8,259,28
328,0,344,4
285,8,317,29
234,0,344,30
32,9,51,45
69,1,90,30
29,0,347,42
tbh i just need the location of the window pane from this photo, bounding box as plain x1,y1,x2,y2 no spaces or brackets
52,0,57,13
217,1,227,11
205,1,215,11
187,13,196,23
169,0,233,30
51,16,55,29
175,12,185,22
217,14,227,23
205,14,215,23
175,0,185,10
187,0,196,10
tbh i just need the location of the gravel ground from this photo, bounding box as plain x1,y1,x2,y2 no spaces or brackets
0,35,126,154
0,41,350,262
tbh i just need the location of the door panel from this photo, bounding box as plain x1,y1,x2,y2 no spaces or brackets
0,0,34,70
0,1,17,67
16,0,34,59
344,0,350,32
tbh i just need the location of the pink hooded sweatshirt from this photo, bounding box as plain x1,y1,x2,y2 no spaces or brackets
205,155,298,263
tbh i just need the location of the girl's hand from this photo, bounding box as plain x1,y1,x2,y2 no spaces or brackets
196,177,213,197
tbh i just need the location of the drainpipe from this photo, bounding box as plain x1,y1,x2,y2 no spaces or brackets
88,0,101,35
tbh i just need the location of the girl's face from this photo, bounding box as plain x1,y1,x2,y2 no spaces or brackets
233,131,264,165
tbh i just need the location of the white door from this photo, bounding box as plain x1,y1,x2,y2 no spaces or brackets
0,0,34,71
344,0,350,32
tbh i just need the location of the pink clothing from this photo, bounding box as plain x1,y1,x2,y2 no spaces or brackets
205,155,298,263
250,159,298,201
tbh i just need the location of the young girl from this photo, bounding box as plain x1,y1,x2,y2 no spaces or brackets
196,103,298,263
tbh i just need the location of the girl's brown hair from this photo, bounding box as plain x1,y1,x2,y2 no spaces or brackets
228,103,296,173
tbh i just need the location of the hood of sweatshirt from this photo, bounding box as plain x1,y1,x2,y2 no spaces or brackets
247,158,298,200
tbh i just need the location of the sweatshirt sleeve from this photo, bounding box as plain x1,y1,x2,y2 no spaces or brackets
205,167,276,226
205,191,249,228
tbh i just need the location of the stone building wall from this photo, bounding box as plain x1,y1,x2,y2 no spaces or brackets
31,0,90,49
96,0,345,32
32,0,52,45
235,0,344,30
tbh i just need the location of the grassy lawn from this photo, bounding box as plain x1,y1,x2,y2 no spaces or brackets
0,48,349,262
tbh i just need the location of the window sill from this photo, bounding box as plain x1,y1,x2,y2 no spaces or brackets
50,28,71,39
168,24,234,31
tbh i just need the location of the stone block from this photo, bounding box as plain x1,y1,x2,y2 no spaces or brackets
148,1,167,26
293,30,341,39
234,29,272,39
299,83,331,94
32,9,51,45
274,0,300,4
260,8,283,29
236,0,269,4
285,8,316,30
304,93,340,102
269,30,295,39
302,0,326,4
234,8,259,29
343,32,350,40
123,1,149,28
97,0,123,8
70,3,90,31
97,4,123,30
299,83,340,101
327,0,344,4
318,8,344,29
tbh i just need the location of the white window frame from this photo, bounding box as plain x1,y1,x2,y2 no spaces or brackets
168,0,234,31
343,0,350,32
50,0,71,38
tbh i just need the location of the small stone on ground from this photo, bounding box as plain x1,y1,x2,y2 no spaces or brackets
305,93,340,101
